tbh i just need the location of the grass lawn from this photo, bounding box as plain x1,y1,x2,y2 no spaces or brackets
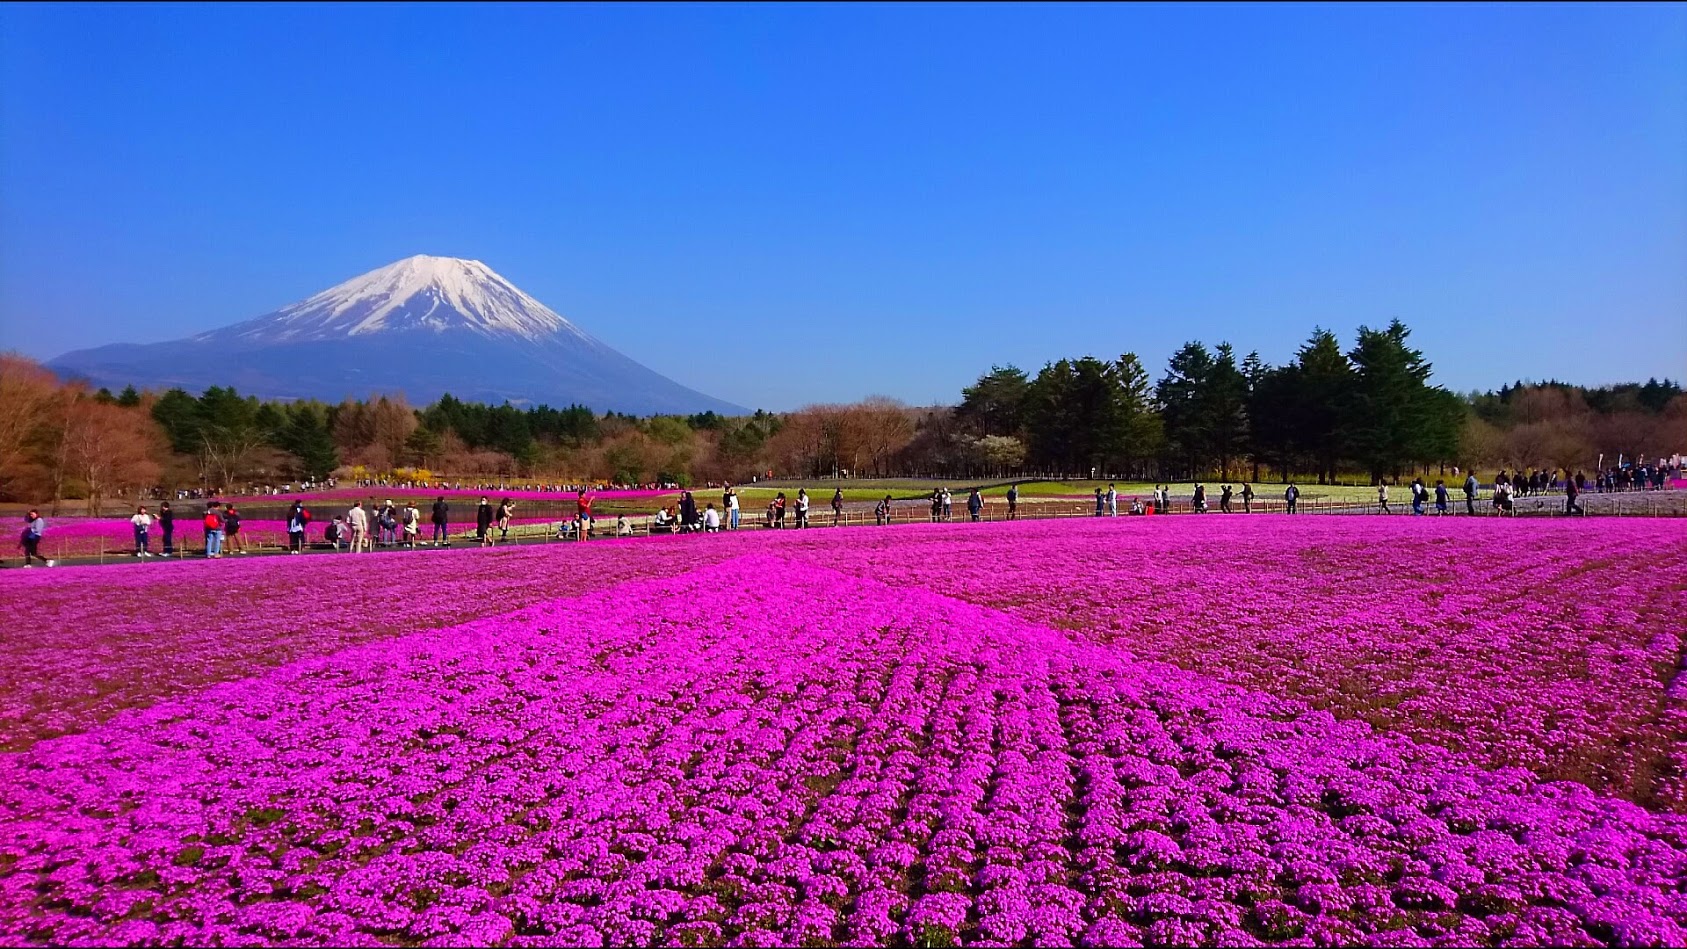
737,478,1388,503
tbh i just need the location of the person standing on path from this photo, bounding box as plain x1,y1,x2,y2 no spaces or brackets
131,505,154,557
431,496,450,546
1219,485,1233,514
203,502,225,558
286,501,309,554
941,487,953,522
727,487,740,531
1193,483,1207,513
1007,483,1018,520
930,489,942,523
1106,483,1118,517
224,505,246,554
577,488,594,537
19,510,52,567
1377,482,1391,514
1411,477,1427,516
967,488,983,522
1241,483,1254,514
378,499,398,548
402,502,421,548
793,489,808,529
1094,488,1106,517
1464,472,1479,515
1434,480,1449,516
348,501,370,553
831,488,844,526
876,494,892,526
476,497,494,547
1284,483,1299,514
159,501,175,556
1565,477,1584,516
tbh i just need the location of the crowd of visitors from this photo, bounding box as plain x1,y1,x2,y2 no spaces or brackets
13,463,1684,566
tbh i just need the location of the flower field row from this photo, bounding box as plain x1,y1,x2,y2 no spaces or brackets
14,516,564,559
2,556,1683,946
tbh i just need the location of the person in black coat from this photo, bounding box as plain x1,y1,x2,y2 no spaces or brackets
431,496,450,547
159,502,175,555
475,496,494,547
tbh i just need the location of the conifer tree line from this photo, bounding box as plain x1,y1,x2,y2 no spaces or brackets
1,318,1682,507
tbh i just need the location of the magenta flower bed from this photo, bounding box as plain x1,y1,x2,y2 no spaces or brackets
2,556,1685,947
2,516,1685,946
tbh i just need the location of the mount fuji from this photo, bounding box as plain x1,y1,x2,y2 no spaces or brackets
47,255,747,415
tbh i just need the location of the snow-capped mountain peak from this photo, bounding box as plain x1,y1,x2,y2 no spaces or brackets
205,255,594,345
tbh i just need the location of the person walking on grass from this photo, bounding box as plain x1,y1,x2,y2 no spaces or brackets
831,487,844,526
224,504,246,554
1007,483,1019,520
347,501,370,553
286,500,309,554
159,501,175,556
1435,480,1449,516
19,510,52,567
1219,484,1233,514
1241,483,1254,514
131,505,154,557
203,502,225,558
1377,482,1391,514
431,496,449,547
1284,482,1299,514
968,487,984,522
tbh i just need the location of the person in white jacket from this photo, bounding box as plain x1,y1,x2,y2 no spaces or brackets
130,506,155,557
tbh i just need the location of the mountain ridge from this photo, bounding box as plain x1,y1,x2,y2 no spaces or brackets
48,256,748,415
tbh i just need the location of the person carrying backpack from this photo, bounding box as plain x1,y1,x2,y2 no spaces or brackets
286,501,310,554
431,496,450,546
378,499,398,547
203,502,225,558
20,510,53,567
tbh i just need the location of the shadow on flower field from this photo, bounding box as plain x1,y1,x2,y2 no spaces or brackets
2,517,1685,946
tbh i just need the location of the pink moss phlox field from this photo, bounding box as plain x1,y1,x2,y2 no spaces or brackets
4,556,1687,947
766,517,1687,809
0,541,738,749
27,516,565,557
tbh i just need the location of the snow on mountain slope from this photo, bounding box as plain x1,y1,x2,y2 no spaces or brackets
197,255,596,345
47,255,749,415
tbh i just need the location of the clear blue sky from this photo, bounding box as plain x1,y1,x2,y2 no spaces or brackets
2,2,1683,410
